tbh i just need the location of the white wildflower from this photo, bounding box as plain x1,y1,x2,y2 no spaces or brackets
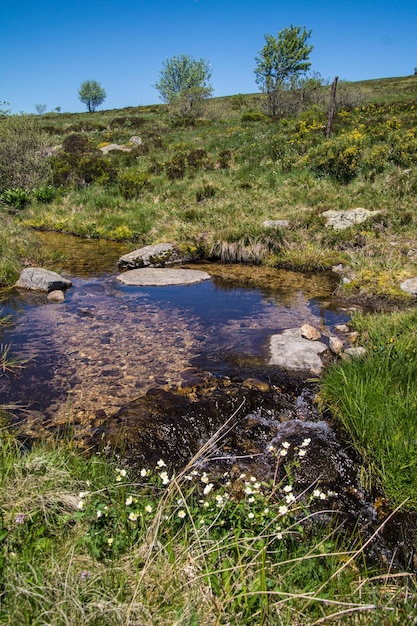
283,485,293,493
128,512,138,521
157,459,166,468
125,496,133,506
145,504,153,513
159,471,170,485
203,483,214,496
140,468,148,477
278,505,288,516
177,510,186,519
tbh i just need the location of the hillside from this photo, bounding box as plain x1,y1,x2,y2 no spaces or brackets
1,74,417,303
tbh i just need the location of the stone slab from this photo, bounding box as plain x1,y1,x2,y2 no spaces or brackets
117,268,212,286
269,328,328,374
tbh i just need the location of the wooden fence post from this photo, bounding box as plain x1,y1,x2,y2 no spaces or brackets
325,76,338,139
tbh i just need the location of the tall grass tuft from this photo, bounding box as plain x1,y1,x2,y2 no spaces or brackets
320,309,417,508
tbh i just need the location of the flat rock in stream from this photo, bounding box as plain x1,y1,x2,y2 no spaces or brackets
269,328,328,374
116,268,212,286
15,268,72,292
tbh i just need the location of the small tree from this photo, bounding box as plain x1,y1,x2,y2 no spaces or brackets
153,54,213,114
78,80,107,113
35,104,47,115
254,25,313,116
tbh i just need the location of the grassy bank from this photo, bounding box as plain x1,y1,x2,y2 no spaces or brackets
320,309,417,510
1,427,416,625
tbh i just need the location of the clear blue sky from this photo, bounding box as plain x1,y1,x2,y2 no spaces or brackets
2,0,417,114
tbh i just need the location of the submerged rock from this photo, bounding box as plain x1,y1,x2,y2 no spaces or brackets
15,268,72,293
116,268,211,286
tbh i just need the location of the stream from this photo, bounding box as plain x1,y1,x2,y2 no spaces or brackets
0,232,415,571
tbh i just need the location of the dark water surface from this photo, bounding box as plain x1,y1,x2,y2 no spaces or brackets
0,233,350,435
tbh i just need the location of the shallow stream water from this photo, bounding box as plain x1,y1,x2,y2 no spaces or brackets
0,232,349,437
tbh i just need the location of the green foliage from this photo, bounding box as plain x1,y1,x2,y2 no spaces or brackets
154,54,213,114
241,111,269,123
78,80,107,113
118,171,149,199
0,187,32,210
307,135,363,182
34,185,57,203
255,25,314,116
320,309,417,509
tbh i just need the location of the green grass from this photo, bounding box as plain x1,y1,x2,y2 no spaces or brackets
320,309,417,509
1,427,416,625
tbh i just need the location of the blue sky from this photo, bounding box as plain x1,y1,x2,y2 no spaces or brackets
2,0,417,114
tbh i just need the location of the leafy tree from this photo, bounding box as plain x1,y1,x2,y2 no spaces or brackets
154,54,213,114
78,80,107,113
255,25,313,116
35,103,47,115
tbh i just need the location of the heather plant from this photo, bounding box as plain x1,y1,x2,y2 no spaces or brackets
0,115,50,192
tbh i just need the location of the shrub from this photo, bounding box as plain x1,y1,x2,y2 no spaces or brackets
0,115,50,191
166,153,187,180
217,149,232,169
307,136,363,183
61,133,96,155
118,171,149,199
50,153,117,188
196,183,216,202
241,111,269,123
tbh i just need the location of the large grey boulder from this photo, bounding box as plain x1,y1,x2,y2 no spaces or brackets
117,268,211,286
322,208,379,230
15,268,72,292
269,328,328,374
118,243,191,269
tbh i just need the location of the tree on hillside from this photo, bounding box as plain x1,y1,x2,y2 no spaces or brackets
254,25,313,116
78,80,107,113
35,103,47,115
153,54,213,115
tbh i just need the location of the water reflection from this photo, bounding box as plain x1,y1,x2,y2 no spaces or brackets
0,234,349,435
